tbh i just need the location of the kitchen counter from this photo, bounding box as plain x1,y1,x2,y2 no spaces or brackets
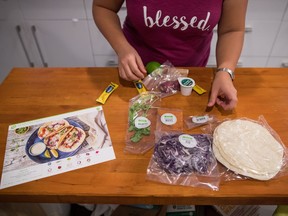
0,67,288,204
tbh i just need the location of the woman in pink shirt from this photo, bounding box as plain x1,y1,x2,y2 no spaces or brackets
92,0,248,110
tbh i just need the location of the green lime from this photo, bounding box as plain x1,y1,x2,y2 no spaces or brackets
145,61,161,74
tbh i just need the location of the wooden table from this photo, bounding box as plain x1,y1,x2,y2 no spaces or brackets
0,67,288,205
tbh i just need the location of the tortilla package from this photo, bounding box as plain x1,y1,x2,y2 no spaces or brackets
212,116,288,181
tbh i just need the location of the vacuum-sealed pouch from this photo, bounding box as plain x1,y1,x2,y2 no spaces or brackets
210,116,288,181
142,61,188,98
147,132,221,190
185,114,217,130
156,108,183,132
124,92,161,154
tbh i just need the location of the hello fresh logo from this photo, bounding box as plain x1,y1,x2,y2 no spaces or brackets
161,113,177,125
10,124,17,130
179,134,197,148
135,116,151,129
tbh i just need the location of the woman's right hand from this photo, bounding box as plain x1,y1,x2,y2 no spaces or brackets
93,1,145,81
117,45,147,81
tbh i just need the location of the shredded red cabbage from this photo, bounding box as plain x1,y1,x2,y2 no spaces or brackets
153,134,215,174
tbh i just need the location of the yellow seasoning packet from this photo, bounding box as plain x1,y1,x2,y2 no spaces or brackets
193,84,207,95
134,80,147,94
96,82,119,104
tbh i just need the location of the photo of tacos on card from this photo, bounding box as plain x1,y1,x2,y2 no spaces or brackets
26,119,86,163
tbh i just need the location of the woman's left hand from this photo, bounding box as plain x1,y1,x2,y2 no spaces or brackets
207,72,238,110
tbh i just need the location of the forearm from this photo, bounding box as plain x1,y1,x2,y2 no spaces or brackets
216,30,245,71
215,0,247,72
92,2,129,55
209,31,243,110
93,1,146,81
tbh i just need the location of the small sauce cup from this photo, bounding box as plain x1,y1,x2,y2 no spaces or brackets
178,77,195,96
29,142,46,156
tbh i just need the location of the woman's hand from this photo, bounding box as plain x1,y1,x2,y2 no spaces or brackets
207,72,238,110
93,0,146,81
117,45,147,81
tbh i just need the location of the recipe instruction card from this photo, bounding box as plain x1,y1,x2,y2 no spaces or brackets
0,106,116,189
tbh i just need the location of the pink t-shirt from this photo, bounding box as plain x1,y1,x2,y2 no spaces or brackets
123,0,223,67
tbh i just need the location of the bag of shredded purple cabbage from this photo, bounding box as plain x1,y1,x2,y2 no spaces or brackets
124,91,161,154
142,61,189,98
146,131,221,191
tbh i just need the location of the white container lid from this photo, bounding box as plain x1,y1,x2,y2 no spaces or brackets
178,77,195,96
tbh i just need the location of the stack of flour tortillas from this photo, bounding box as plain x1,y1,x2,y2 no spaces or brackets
213,119,284,180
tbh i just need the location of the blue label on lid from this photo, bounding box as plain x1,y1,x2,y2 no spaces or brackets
181,79,193,86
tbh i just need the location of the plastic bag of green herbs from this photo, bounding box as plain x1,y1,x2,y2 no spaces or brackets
124,91,161,154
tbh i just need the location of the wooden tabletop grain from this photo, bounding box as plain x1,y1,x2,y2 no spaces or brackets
0,67,288,205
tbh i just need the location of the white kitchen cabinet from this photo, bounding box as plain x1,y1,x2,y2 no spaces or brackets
0,0,94,84
0,0,22,21
18,0,87,20
241,21,281,57
206,56,264,68
267,2,288,67
0,0,33,83
243,0,288,67
93,55,119,67
271,22,288,58
236,57,268,67
22,20,95,67
85,0,95,20
284,5,288,21
17,0,94,67
246,0,287,21
267,57,288,68
0,21,34,83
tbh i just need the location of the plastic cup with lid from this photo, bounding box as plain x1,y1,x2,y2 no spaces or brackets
178,77,195,96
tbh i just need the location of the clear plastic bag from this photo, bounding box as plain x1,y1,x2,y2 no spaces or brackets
184,114,217,130
146,131,221,191
210,116,288,181
142,61,189,98
156,108,183,132
124,92,161,154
